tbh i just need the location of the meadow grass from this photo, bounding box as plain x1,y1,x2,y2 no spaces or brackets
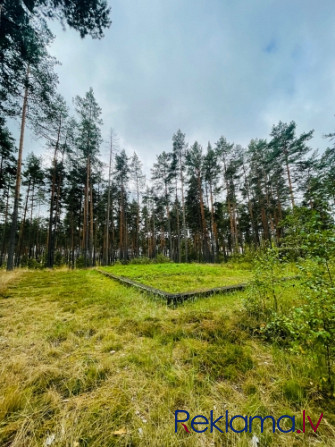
0,267,333,446
100,263,253,292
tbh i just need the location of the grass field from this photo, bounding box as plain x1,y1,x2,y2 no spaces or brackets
100,263,253,293
0,266,334,446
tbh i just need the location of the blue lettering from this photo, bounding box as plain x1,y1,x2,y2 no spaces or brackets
175,410,189,432
230,415,248,433
210,410,224,433
191,415,208,433
277,415,295,433
249,415,276,433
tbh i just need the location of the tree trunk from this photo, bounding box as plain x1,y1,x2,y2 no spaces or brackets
89,176,94,265
197,171,209,261
104,137,113,265
0,184,10,266
46,120,62,268
175,179,181,263
83,156,90,266
7,64,30,271
165,182,173,260
180,165,188,262
223,159,236,254
16,181,31,266
71,211,75,269
209,181,217,261
284,150,295,208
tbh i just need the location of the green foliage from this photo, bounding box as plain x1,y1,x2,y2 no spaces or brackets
27,258,43,269
20,255,28,268
285,213,335,387
129,257,152,265
245,215,335,392
153,253,171,264
75,256,86,268
245,247,286,317
54,252,64,267
294,259,335,388
261,314,297,343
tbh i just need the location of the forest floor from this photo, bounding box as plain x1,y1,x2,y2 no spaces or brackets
0,266,334,446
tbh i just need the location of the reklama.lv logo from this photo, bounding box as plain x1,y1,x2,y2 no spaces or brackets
175,410,323,434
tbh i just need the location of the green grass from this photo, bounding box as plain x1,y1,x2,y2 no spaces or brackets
100,263,253,292
0,267,333,446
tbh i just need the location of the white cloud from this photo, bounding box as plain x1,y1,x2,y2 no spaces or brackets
8,0,335,175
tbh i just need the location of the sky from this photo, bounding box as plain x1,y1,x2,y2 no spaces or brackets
9,0,335,173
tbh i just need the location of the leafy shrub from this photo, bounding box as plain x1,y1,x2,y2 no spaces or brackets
20,254,28,267
75,256,86,268
261,314,297,344
129,257,152,265
153,253,171,264
27,258,43,269
54,252,64,267
244,246,286,318
245,214,335,391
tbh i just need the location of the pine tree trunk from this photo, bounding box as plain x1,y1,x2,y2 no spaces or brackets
258,177,269,243
175,179,181,263
265,178,273,243
47,121,62,268
260,206,268,242
209,181,217,261
83,157,90,266
180,167,188,262
111,202,115,263
7,65,30,271
284,151,295,208
136,198,140,258
89,176,94,265
232,200,239,252
152,211,156,258
165,182,173,260
124,200,128,261
197,172,209,261
53,170,62,251
29,182,35,253
16,181,31,266
242,163,259,246
71,211,75,269
227,198,235,252
119,184,125,261
0,184,10,266
223,159,236,254
104,139,112,265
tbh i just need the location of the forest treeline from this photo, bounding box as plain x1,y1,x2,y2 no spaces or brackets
1,1,335,269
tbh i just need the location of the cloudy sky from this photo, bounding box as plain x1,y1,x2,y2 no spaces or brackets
10,0,335,172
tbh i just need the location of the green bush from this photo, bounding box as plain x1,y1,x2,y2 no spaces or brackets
20,254,28,267
129,257,152,265
75,256,86,268
54,252,64,267
261,314,297,344
244,246,286,318
27,258,43,269
153,253,171,264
